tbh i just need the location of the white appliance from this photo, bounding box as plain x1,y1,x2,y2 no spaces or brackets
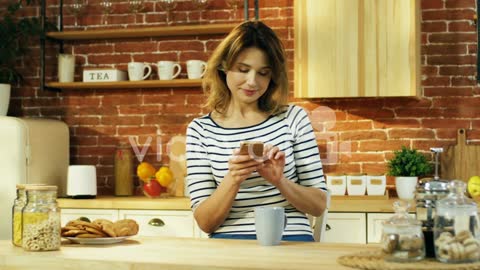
67,165,97,198
0,116,69,240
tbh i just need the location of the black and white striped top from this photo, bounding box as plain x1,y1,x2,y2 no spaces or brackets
186,105,327,236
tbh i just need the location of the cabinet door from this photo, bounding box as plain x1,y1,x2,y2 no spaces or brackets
294,0,420,98
367,213,416,243
119,210,195,238
61,209,119,226
323,212,366,244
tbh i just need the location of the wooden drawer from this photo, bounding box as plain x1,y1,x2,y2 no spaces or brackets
61,209,118,226
119,210,195,237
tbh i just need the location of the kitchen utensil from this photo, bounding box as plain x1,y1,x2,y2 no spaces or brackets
441,129,480,182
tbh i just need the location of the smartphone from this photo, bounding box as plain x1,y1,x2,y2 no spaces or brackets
239,141,264,158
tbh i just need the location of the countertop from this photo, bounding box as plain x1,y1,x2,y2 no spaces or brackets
0,236,378,270
57,195,408,213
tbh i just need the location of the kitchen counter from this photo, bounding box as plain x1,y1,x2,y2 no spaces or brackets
57,195,408,213
0,236,378,270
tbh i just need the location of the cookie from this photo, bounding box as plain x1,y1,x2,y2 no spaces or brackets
76,233,103,238
85,227,108,237
62,229,88,237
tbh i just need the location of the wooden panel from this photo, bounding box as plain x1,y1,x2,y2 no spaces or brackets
119,210,195,237
47,24,235,40
441,129,480,182
294,0,420,98
47,79,202,89
323,212,366,243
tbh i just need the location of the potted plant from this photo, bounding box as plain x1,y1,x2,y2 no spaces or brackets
388,146,432,200
0,0,55,115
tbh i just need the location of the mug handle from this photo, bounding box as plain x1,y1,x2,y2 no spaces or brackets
283,214,288,230
199,61,207,78
143,64,152,80
172,63,182,79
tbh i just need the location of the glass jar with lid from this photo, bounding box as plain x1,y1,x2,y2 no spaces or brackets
434,180,480,263
22,185,61,251
381,200,425,262
12,184,27,247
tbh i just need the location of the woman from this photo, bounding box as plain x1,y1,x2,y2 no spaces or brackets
186,21,327,241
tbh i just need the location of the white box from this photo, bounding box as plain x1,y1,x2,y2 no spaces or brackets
366,174,386,196
347,174,366,196
326,174,346,195
83,68,127,82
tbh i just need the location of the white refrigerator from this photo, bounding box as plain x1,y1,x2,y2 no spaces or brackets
0,117,69,240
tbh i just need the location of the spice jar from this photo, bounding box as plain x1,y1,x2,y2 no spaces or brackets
12,184,27,247
434,180,479,263
114,143,134,196
22,185,61,251
381,200,425,262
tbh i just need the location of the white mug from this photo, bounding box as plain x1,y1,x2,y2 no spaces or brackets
254,206,287,246
58,54,75,83
128,62,152,81
157,61,181,80
186,60,207,79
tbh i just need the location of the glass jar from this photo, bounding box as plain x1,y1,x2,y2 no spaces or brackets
434,180,479,263
381,200,425,262
12,184,27,247
22,185,61,251
114,143,133,196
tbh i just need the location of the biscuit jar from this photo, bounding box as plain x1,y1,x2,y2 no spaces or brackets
381,200,425,262
434,180,480,263
22,185,61,251
12,184,27,247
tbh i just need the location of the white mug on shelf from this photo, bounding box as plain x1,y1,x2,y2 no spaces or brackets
157,61,181,80
58,54,75,83
128,62,152,81
186,60,207,79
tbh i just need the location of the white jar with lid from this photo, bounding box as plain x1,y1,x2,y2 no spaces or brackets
347,173,366,196
366,174,386,196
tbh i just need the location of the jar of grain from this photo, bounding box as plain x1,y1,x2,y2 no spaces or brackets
22,185,61,251
12,184,27,247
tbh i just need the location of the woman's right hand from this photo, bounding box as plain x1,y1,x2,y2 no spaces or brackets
225,149,264,186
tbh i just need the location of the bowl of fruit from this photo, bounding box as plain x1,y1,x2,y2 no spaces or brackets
136,162,174,198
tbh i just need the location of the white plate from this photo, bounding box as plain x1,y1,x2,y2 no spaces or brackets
64,236,130,245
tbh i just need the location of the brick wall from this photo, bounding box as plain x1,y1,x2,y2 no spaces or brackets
6,0,480,194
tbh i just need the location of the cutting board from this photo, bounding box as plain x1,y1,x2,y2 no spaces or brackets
168,135,187,197
441,129,480,182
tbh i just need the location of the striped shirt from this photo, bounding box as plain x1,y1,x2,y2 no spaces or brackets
186,105,327,236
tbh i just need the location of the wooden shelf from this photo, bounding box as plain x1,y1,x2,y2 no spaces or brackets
46,23,236,40
46,79,202,89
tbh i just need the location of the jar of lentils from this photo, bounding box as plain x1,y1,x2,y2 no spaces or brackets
22,185,61,251
12,184,27,247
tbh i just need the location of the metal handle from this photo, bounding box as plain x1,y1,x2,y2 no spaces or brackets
148,218,165,227
326,224,331,231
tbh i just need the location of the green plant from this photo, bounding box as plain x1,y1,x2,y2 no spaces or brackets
0,0,56,84
387,146,432,177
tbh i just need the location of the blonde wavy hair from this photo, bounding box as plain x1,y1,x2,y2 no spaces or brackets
202,21,288,116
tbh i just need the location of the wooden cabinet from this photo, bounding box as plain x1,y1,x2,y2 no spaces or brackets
61,208,205,238
294,0,421,98
323,212,366,244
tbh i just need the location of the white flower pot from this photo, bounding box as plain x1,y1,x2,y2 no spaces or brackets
0,83,11,116
395,176,418,200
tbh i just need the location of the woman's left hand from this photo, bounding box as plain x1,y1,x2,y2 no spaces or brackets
257,144,286,186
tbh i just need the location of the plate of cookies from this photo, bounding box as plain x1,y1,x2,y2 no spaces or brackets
61,218,139,245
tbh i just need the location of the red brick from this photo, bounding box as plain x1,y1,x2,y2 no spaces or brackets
360,140,411,152
388,129,435,139
362,163,389,175
63,116,101,126
436,129,459,139
422,119,470,129
373,119,421,129
75,126,116,136
439,66,476,76
346,109,395,120
339,153,385,163
428,55,476,66
329,121,372,132
340,131,387,141
103,95,142,106
443,107,480,118
449,21,476,32
422,0,445,9
74,44,114,55
422,76,450,86
101,116,143,125
62,96,101,106
72,156,100,165
422,44,467,55
117,126,158,135
424,87,473,96
118,105,162,114
433,97,480,107
323,164,361,174
421,22,447,32
412,140,456,151
445,0,475,8
77,146,116,156
114,41,158,53
429,33,477,43
452,77,476,86
87,54,132,65
71,136,98,146
98,136,121,146
422,9,476,21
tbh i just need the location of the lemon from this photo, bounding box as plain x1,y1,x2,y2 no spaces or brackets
137,162,156,182
468,176,480,197
155,166,174,187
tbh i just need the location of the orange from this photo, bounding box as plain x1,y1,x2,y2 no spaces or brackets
137,162,156,182
155,166,174,187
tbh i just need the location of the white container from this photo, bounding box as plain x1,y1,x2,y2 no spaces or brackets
366,174,386,195
326,174,346,195
347,174,366,196
58,54,75,82
83,68,127,82
67,165,97,199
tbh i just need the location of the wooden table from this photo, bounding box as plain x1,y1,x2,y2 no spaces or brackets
0,236,377,270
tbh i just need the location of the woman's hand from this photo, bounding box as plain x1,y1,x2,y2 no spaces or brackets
257,144,286,186
225,149,263,186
